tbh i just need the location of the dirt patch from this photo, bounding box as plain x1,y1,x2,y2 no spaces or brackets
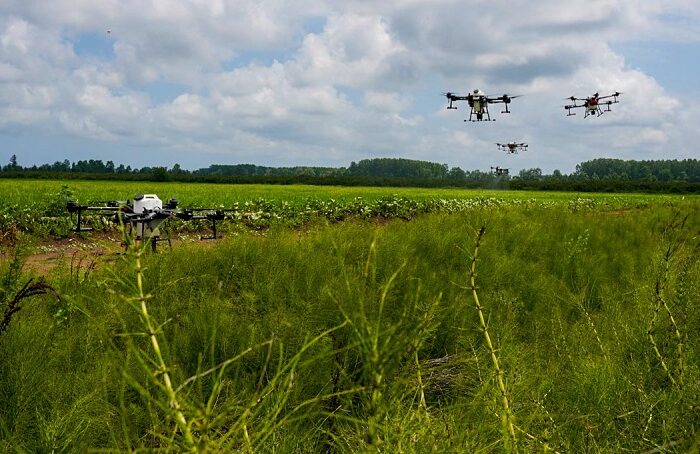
21,235,124,275
11,232,221,275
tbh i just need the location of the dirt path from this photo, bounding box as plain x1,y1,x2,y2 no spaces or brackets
5,231,226,275
16,234,124,275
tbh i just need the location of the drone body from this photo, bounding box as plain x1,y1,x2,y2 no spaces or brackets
496,141,528,154
444,89,520,122
564,92,621,118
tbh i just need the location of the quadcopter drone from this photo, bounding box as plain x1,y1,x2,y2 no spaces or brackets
490,166,509,176
67,193,231,250
443,89,520,122
496,141,528,154
564,92,621,118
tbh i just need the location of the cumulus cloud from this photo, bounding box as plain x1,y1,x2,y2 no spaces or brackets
0,0,698,170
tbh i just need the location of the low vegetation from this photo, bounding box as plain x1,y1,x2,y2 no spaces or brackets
0,190,698,451
0,178,683,241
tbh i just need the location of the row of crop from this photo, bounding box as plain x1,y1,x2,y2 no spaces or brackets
0,192,654,241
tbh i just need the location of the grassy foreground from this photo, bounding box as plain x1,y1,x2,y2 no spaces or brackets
1,200,699,452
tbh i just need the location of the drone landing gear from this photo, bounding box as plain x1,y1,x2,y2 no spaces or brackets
200,218,220,240
73,210,91,232
150,236,172,252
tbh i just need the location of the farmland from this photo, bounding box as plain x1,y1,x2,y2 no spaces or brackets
0,179,699,452
0,178,686,239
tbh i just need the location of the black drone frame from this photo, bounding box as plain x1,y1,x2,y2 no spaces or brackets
66,199,125,232
444,92,519,122
496,142,528,154
66,198,235,250
564,92,621,118
175,208,235,240
67,198,180,250
490,166,509,176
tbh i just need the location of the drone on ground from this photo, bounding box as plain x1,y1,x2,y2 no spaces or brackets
564,92,621,118
490,166,509,176
496,141,528,154
443,89,520,122
67,193,230,251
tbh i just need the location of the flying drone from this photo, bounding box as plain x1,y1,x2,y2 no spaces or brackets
67,193,231,251
496,141,528,154
564,92,621,118
443,89,520,122
490,166,509,176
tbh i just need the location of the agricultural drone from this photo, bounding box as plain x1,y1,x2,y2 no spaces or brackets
490,166,509,176
443,89,521,122
496,141,528,154
66,193,230,250
564,92,621,118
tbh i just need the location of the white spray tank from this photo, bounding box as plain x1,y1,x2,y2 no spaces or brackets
132,193,163,238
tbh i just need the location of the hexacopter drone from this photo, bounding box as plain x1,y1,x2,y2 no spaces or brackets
67,193,230,250
443,89,521,122
564,91,621,118
490,166,509,176
496,141,528,154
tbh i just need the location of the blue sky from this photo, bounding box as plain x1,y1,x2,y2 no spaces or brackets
1,0,699,173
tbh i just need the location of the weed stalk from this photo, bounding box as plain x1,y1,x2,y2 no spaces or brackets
469,226,517,452
647,243,684,389
127,237,196,450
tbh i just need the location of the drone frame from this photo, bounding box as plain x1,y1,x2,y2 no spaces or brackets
490,166,509,176
444,92,519,122
496,142,528,154
564,92,620,118
66,197,235,250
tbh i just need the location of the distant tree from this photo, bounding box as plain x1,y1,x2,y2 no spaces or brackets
518,168,542,181
151,166,169,181
3,154,19,171
448,166,467,180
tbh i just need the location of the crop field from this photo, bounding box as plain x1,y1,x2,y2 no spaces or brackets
0,179,699,452
0,178,688,238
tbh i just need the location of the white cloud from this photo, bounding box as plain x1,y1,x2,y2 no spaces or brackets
0,0,698,170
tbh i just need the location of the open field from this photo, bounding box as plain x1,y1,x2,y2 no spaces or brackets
0,181,699,452
1,179,696,240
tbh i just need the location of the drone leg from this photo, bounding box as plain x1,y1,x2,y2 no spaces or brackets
151,236,157,252
200,218,219,240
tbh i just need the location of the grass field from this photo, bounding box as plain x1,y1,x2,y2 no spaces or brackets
0,180,699,452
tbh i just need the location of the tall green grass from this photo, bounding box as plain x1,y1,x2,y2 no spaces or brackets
0,202,698,451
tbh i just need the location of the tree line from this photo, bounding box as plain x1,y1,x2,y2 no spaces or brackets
1,155,698,192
